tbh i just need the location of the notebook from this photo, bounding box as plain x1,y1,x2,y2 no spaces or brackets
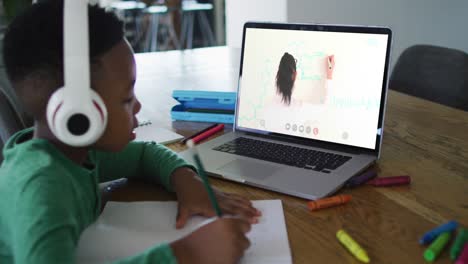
134,120,183,145
179,22,393,200
76,200,292,264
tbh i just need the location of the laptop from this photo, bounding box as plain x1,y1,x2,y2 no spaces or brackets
180,22,392,200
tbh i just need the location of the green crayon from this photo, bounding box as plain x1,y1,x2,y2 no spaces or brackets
423,232,451,262
450,228,468,260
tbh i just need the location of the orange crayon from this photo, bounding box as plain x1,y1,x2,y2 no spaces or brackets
307,194,352,211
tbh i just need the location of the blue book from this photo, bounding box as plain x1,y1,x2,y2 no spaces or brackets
171,90,236,123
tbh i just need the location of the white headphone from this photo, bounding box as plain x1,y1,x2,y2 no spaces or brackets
46,0,107,147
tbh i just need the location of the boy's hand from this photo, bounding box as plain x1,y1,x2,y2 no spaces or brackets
326,55,335,80
170,217,251,264
170,167,262,229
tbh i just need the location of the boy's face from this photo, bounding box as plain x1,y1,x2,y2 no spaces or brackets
92,39,141,152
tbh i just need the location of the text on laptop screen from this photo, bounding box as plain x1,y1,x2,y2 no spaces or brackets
236,28,389,150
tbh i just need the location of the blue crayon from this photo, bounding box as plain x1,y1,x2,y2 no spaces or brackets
419,220,458,245
346,170,377,188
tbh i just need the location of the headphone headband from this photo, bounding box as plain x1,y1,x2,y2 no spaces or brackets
64,0,90,100
46,0,108,147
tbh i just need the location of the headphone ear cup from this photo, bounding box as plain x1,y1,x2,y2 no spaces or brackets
46,87,108,146
46,88,65,137
89,89,108,131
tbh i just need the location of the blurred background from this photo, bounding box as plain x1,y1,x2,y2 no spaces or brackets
98,0,225,53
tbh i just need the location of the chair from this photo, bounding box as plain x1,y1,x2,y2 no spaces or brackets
180,0,215,49
0,88,27,163
389,45,468,111
109,1,147,52
143,5,181,52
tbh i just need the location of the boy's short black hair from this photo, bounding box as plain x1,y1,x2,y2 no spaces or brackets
2,0,124,117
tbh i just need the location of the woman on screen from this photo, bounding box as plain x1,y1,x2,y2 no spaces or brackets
274,52,335,106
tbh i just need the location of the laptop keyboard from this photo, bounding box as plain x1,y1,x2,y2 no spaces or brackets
213,137,352,173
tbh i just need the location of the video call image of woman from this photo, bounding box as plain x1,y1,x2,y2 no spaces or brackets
273,52,335,107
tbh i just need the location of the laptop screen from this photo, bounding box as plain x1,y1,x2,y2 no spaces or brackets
236,24,391,151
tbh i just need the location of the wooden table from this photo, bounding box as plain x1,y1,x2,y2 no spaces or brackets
111,46,468,263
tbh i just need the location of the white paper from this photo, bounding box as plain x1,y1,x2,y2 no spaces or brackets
76,200,292,264
134,121,183,145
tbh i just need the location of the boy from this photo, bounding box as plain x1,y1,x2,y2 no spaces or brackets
0,1,260,263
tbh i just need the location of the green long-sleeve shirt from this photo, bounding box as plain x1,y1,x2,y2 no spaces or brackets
0,128,193,263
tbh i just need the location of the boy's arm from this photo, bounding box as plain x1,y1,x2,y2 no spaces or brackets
13,174,82,264
94,141,195,191
12,170,180,264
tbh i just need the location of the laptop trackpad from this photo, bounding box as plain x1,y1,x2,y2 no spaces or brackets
217,159,278,180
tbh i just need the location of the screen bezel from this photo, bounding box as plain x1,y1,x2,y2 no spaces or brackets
234,22,393,157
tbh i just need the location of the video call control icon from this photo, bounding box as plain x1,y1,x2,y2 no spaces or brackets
342,132,349,140
285,123,315,135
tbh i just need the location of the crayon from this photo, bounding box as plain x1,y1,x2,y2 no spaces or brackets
181,123,219,144
191,124,225,144
307,194,351,211
419,220,458,245
104,178,128,192
424,232,451,262
451,228,468,260
336,229,370,263
455,244,468,264
366,175,411,187
346,170,377,188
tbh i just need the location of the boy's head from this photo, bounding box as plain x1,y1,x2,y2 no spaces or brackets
3,0,141,151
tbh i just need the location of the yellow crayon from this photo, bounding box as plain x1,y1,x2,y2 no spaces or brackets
336,229,370,263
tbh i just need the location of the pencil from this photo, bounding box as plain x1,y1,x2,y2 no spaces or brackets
187,140,223,217
181,123,219,144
